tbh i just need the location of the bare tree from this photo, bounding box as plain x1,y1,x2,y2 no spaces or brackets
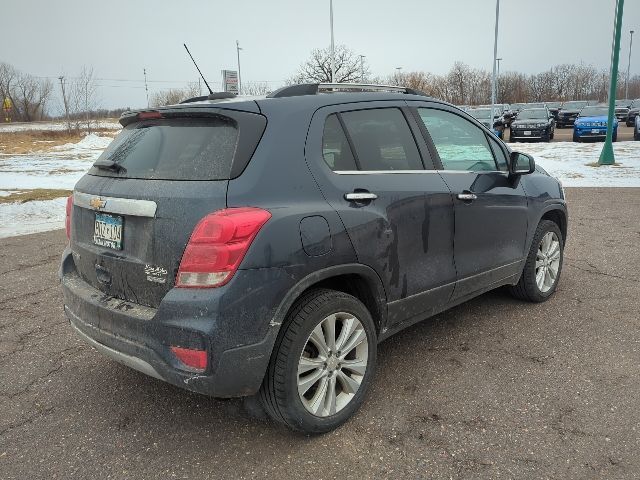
242,82,271,96
14,73,53,121
67,66,100,132
149,82,201,107
289,45,370,84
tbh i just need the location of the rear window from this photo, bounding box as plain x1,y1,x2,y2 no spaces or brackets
90,117,238,180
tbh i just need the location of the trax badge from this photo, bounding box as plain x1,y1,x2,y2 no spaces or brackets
144,264,168,284
90,197,107,210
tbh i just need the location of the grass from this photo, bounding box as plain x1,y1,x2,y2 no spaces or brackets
0,189,72,204
0,129,116,155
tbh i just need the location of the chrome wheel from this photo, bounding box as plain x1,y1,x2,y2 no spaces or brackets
297,312,368,417
536,231,561,293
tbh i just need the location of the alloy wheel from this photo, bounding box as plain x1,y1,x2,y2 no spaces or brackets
536,231,561,293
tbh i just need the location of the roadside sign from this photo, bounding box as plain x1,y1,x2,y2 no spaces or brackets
3,97,11,122
222,70,238,94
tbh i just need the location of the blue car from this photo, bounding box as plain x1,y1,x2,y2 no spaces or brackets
573,105,618,142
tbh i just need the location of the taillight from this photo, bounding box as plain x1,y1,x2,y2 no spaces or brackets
176,207,271,288
65,195,73,241
170,346,207,372
137,111,163,120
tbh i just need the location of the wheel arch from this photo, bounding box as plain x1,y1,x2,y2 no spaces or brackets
271,264,388,336
540,206,568,243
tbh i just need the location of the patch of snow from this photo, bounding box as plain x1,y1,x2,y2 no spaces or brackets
0,197,67,238
510,141,640,187
0,120,121,132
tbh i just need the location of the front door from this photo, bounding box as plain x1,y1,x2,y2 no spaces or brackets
305,103,456,330
411,103,529,300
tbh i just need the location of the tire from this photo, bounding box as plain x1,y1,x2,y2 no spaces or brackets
572,131,580,142
550,130,555,140
259,288,377,434
509,220,564,303
635,131,640,141
612,130,617,142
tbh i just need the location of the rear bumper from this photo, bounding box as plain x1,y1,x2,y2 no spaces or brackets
60,248,284,398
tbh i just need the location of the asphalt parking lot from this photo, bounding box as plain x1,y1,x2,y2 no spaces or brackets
504,124,635,142
1,188,639,479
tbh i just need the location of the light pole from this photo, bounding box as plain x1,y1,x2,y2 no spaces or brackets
625,30,634,99
496,58,502,103
490,0,500,123
329,0,335,83
359,55,366,82
599,0,625,166
236,40,243,95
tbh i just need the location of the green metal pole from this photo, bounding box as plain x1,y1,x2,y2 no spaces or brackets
599,0,625,166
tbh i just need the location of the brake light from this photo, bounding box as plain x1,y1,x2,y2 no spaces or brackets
65,195,73,240
176,207,271,288
137,111,163,120
170,346,207,372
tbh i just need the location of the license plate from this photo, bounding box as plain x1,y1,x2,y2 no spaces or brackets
591,129,600,134
94,213,123,250
524,131,532,136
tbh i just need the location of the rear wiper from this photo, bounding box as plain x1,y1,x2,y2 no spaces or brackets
93,159,126,173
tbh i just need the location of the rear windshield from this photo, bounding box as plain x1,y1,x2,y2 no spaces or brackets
89,117,238,180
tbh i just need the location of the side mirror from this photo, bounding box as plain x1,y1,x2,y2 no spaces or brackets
509,151,535,175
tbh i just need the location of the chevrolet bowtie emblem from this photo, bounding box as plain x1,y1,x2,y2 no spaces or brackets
90,197,107,210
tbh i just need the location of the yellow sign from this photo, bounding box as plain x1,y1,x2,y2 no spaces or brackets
2,97,11,110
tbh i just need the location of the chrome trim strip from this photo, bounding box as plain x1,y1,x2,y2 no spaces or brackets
74,191,157,217
334,170,438,175
70,322,164,381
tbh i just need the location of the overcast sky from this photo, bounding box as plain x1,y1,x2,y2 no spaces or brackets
3,0,639,109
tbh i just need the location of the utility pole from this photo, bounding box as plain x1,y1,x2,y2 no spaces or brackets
625,30,634,99
490,0,500,123
58,76,71,132
496,58,502,103
329,0,335,83
236,40,243,95
143,68,149,107
359,55,366,82
599,0,625,166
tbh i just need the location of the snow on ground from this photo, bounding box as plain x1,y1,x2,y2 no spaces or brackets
0,119,121,132
0,134,113,238
0,134,638,238
512,141,640,187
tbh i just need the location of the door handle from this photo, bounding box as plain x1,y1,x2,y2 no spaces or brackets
457,193,477,201
345,192,378,201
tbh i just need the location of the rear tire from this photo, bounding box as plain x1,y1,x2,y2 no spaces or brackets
572,131,580,142
259,289,377,434
509,220,564,303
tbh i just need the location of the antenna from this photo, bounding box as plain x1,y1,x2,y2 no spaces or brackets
183,43,213,94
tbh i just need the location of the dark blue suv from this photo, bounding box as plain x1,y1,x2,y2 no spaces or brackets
60,84,568,434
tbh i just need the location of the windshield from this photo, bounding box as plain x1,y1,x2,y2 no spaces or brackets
615,100,630,106
527,103,545,109
546,102,561,108
511,104,526,110
89,117,239,180
562,101,588,110
468,108,493,120
579,107,608,117
517,109,548,120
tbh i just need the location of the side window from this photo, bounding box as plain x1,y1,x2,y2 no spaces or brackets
322,114,357,171
341,108,423,171
417,108,498,171
487,135,508,172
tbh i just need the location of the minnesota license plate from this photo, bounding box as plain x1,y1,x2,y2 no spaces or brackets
524,131,532,136
591,129,600,134
94,213,123,250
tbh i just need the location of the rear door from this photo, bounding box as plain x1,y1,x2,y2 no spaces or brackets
410,102,529,300
70,109,266,308
305,102,456,329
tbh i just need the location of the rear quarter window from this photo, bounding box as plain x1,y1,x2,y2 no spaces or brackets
90,117,238,180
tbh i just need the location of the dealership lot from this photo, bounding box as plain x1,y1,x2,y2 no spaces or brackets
504,124,635,143
1,188,639,479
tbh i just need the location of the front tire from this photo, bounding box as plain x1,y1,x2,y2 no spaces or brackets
259,289,377,434
509,220,564,303
572,131,580,142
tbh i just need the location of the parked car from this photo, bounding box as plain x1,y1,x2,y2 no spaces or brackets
614,99,632,122
573,105,618,142
510,107,555,142
634,114,640,141
60,83,568,434
545,102,562,121
467,107,505,138
626,99,640,127
557,101,588,128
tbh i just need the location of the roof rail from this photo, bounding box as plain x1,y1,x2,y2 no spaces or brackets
267,83,428,98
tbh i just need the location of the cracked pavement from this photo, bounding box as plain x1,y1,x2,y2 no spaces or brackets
1,188,639,479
